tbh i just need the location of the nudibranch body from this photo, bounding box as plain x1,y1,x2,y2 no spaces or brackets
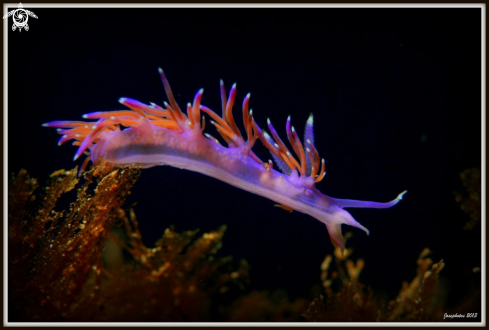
44,68,406,251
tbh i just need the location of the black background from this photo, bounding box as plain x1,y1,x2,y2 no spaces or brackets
7,7,481,308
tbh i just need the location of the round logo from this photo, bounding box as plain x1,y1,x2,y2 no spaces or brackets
3,3,38,32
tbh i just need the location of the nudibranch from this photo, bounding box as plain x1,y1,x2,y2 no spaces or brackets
44,68,406,251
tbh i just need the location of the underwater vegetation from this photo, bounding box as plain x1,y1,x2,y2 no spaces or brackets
454,168,481,230
8,167,251,321
301,168,482,322
302,243,446,321
8,167,481,322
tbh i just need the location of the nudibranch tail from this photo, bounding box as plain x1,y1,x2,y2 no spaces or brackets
43,67,406,252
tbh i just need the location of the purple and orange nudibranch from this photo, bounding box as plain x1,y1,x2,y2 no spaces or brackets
44,68,406,252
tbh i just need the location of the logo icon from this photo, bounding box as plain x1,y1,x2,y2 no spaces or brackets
3,3,38,32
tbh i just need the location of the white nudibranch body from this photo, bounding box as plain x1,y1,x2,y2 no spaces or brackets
43,68,406,252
